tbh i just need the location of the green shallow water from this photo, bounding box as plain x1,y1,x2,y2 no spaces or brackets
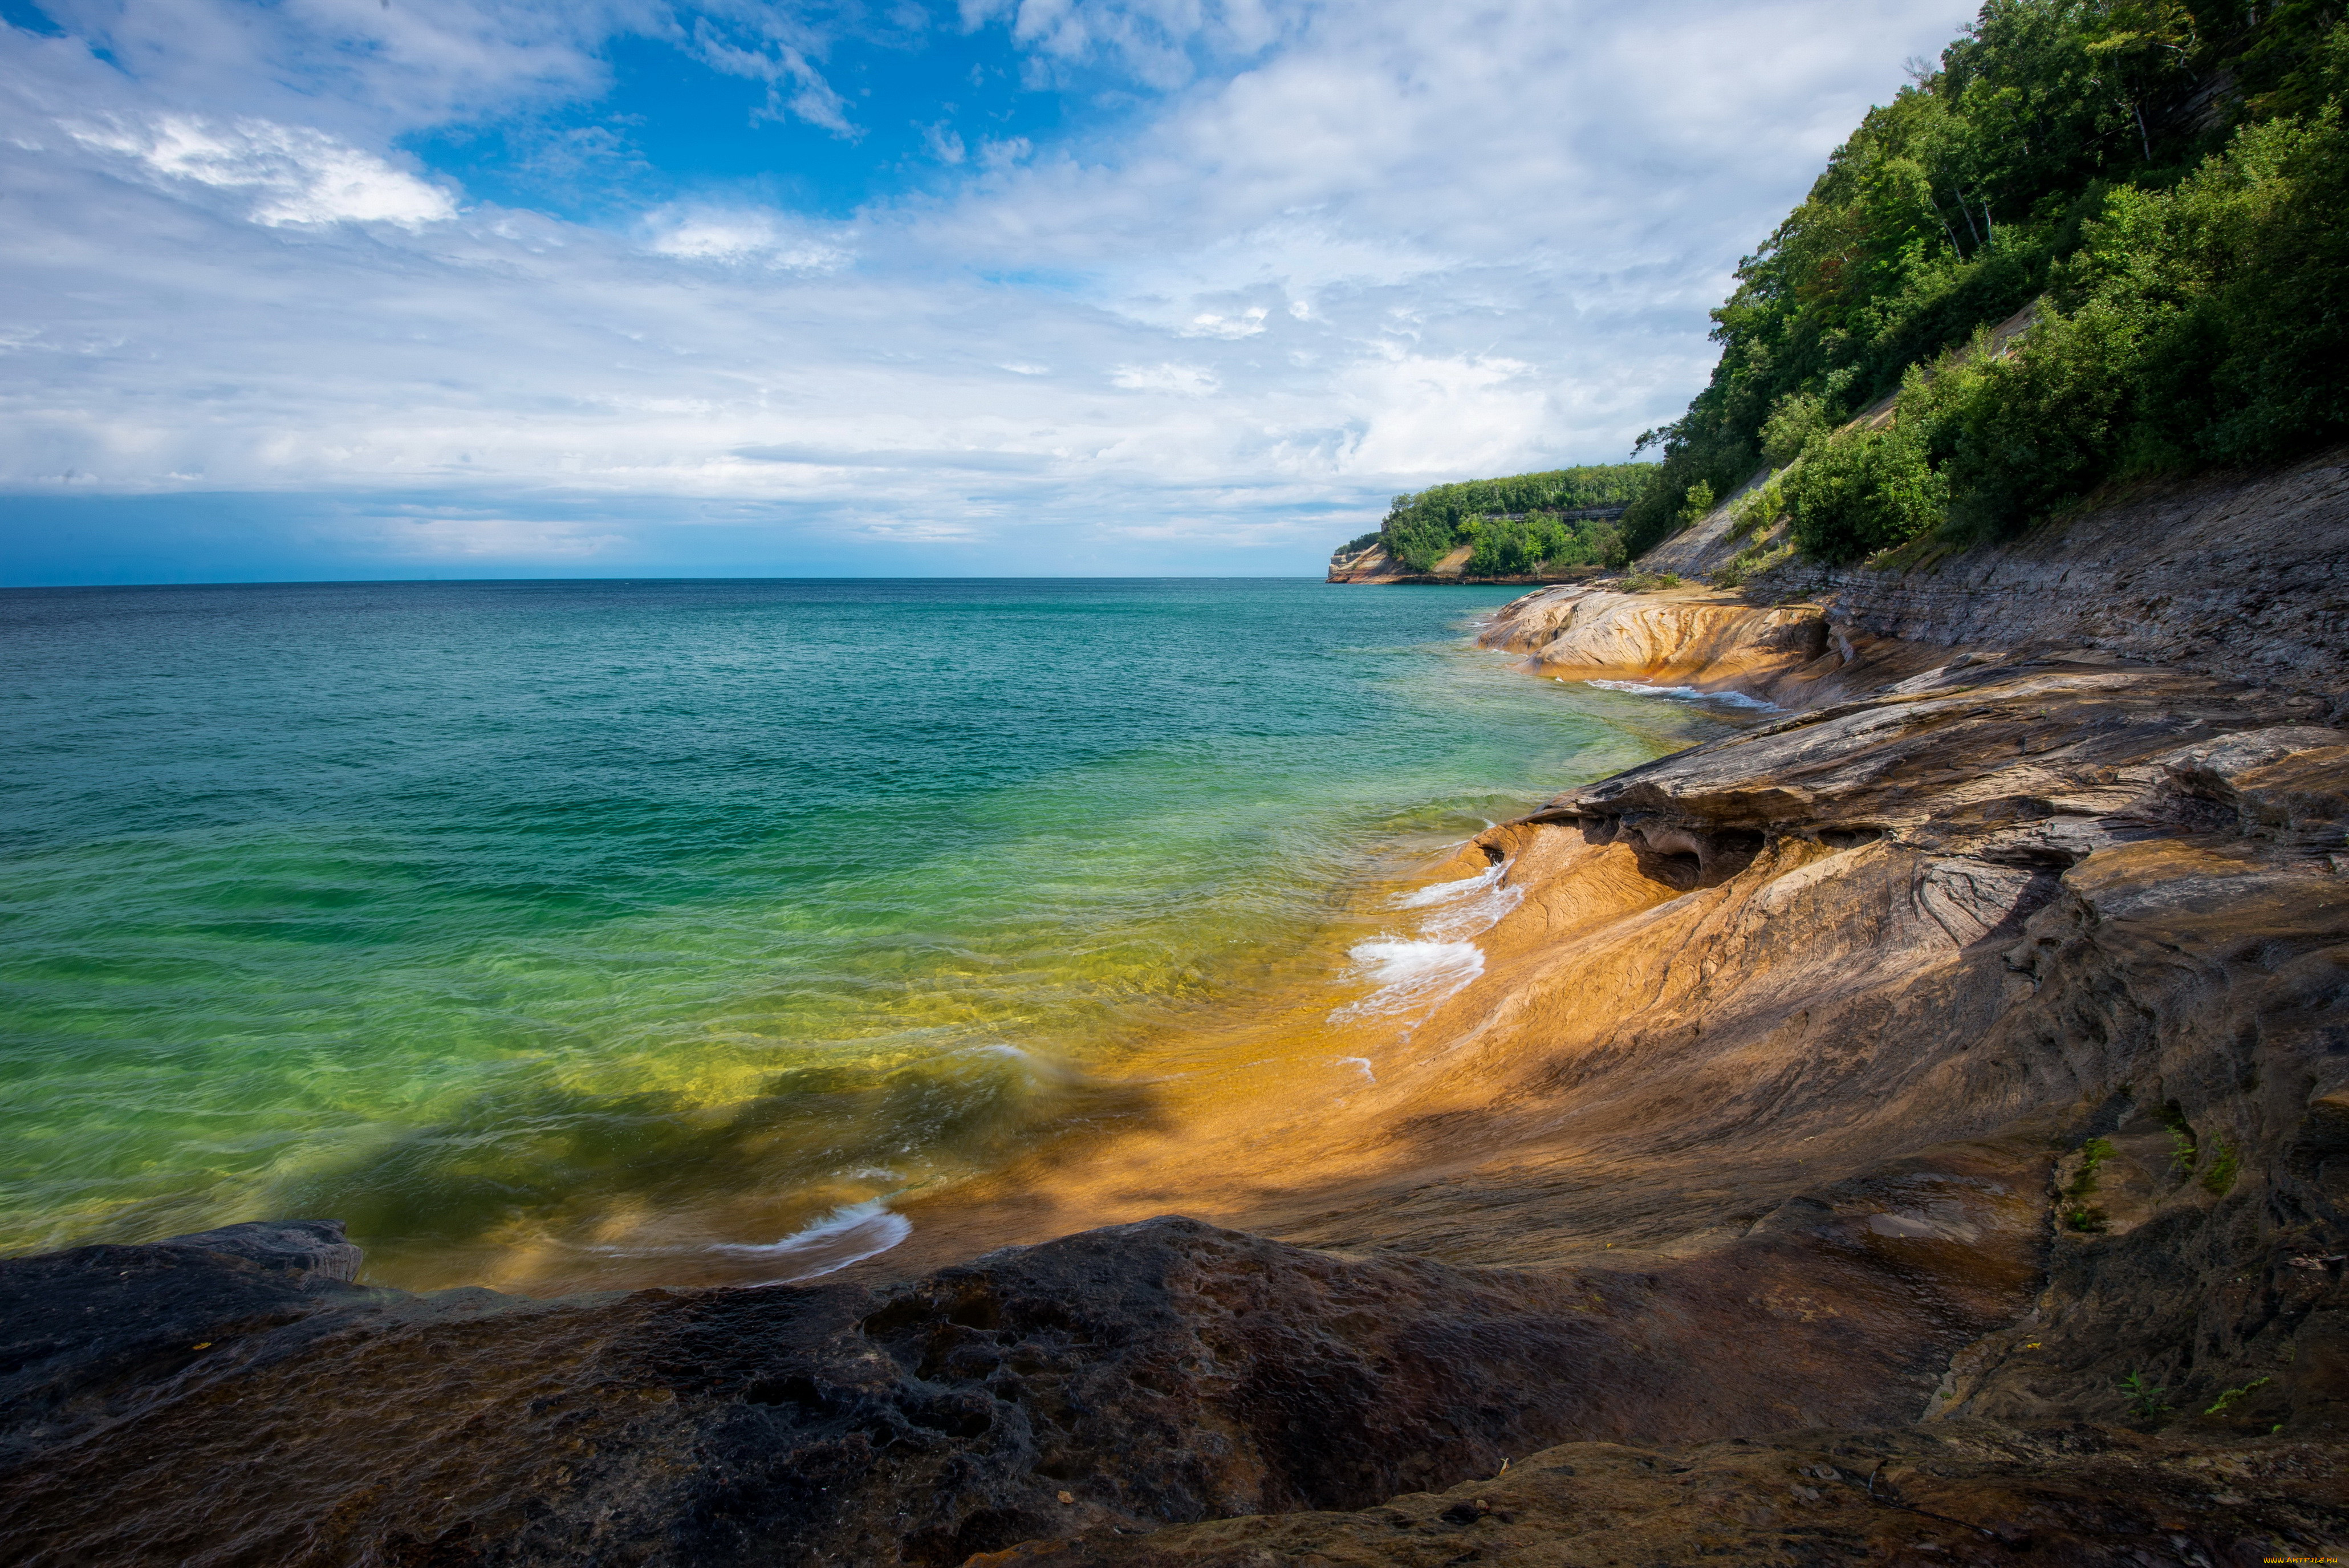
0,578,1729,1287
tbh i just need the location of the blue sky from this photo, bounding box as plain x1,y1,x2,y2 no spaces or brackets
0,0,1973,583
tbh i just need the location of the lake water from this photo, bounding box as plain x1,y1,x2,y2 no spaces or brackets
0,579,1729,1289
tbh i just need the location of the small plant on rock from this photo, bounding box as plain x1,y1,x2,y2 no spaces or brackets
2200,1133,2240,1195
2154,1100,2197,1179
2062,1136,2115,1229
2203,1376,2271,1416
1713,539,1795,589
2118,1372,2171,1420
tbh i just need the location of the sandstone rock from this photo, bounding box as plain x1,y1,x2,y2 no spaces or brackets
1476,583,1831,698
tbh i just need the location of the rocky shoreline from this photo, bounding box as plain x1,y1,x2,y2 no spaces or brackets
6,461,2348,1565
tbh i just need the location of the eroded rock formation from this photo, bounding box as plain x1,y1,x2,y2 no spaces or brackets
1474,582,1842,701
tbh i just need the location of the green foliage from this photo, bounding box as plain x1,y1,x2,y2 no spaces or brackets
2068,1135,2117,1195
2119,1371,2172,1420
2062,1134,2118,1232
2204,1375,2271,1416
1678,481,1717,527
2200,1132,2241,1195
2167,1125,2198,1177
1332,531,1383,558
1375,464,1657,572
1625,2,2349,563
1464,514,1626,576
1712,539,1794,588
1617,570,1682,592
1723,475,1787,542
1761,393,1829,466
1784,421,1949,562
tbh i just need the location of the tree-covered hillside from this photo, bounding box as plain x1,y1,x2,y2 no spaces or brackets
1374,464,1657,573
1625,0,2349,564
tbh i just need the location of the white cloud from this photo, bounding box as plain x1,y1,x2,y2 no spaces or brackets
686,12,856,136
857,518,985,542
958,0,1290,89
977,135,1034,170
642,206,853,269
1110,363,1220,396
364,510,627,558
18,0,643,141
1182,306,1267,339
69,114,457,228
0,0,1979,572
924,121,969,164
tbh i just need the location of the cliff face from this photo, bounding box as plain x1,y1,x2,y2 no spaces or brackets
1326,542,1416,582
1769,450,2349,706
1627,446,2349,707
5,464,2349,1565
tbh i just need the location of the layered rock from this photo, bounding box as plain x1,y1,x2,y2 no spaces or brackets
1325,542,1415,583
1659,445,2349,708
1474,582,1846,702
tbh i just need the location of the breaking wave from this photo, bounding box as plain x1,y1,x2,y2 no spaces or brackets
711,1200,912,1284
1583,678,1777,710
1328,937,1486,1021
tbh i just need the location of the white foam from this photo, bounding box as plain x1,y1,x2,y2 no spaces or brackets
1328,937,1485,1021
1393,863,1502,908
713,1199,912,1283
1393,862,1522,940
1337,1055,1376,1083
1586,679,1777,711
1424,880,1523,941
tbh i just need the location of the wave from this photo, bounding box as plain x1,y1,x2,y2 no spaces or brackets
710,1199,912,1284
1392,862,1524,941
1328,937,1485,1021
1392,863,1502,908
1583,678,1778,710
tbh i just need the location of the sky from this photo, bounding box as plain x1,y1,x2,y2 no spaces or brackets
0,0,1976,583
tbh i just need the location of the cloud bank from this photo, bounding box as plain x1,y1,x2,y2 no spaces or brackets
0,0,1973,578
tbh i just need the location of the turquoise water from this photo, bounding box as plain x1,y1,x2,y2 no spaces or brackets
0,579,1725,1287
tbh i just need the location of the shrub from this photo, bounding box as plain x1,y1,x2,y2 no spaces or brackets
2062,1135,2116,1232
1783,422,1948,562
1760,393,1827,466
2204,1376,2271,1417
1723,475,1786,542
1712,539,1794,588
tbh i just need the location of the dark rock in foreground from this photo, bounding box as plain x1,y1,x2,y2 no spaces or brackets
2,1186,2046,1566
